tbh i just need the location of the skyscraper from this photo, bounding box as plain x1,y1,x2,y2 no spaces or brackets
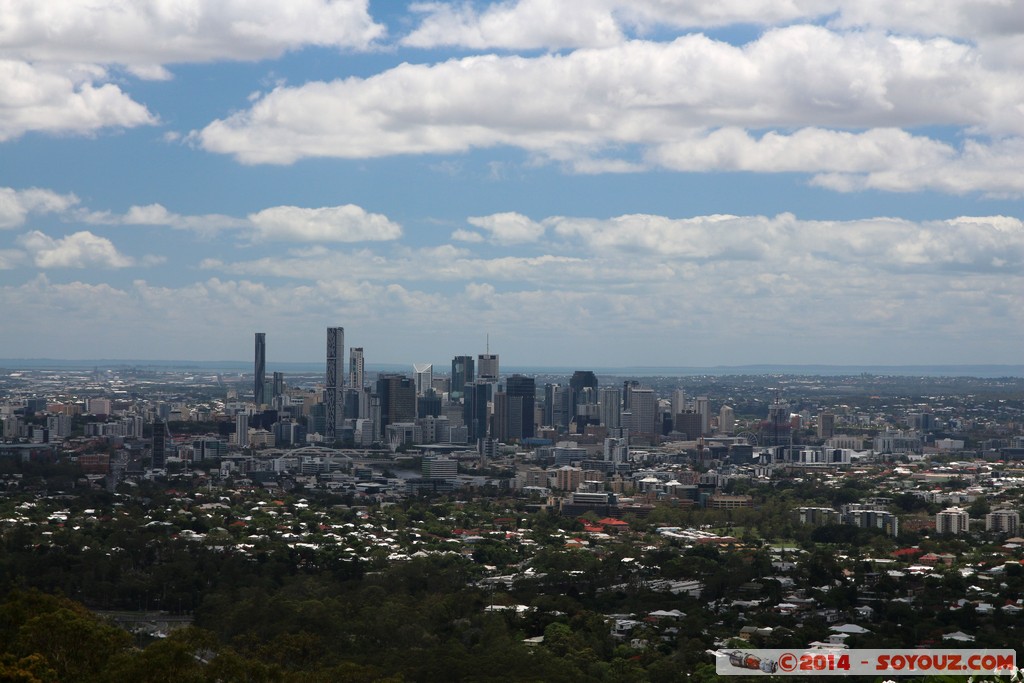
502,374,536,441
719,405,735,434
567,370,598,426
272,371,284,399
326,327,344,441
152,420,167,469
694,396,710,436
598,387,621,429
630,388,657,436
254,332,266,406
671,389,687,418
477,353,499,381
413,363,433,396
464,379,491,441
349,347,364,389
376,374,416,436
451,355,475,400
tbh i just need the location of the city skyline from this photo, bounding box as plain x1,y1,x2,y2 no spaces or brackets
1,1,1022,367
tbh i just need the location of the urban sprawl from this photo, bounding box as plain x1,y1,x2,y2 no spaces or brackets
2,330,1024,681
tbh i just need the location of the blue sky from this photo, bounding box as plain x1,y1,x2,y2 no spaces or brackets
1,0,1022,368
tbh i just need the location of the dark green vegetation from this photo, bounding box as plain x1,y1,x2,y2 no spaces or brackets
2,475,1022,682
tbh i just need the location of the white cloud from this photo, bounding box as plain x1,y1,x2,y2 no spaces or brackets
402,1,1023,51
466,212,545,244
0,250,24,269
451,229,485,243
0,60,155,141
17,230,136,268
649,127,953,173
195,27,1024,195
810,137,1024,196
402,0,625,49
0,0,385,67
547,212,1024,271
79,203,247,234
247,205,402,242
0,187,79,228
77,201,399,242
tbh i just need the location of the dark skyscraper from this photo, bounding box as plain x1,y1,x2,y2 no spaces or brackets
326,327,344,441
464,380,490,441
272,371,284,398
254,332,266,405
569,370,598,422
451,355,475,400
504,374,536,440
152,420,166,469
376,374,416,436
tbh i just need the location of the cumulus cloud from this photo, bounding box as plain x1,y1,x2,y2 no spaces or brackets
247,205,402,242
79,203,247,234
402,0,625,49
0,0,385,67
0,187,79,228
547,212,1024,271
0,1,383,140
0,60,155,141
17,230,136,268
465,212,545,244
402,0,1023,51
77,201,400,242
195,27,1024,197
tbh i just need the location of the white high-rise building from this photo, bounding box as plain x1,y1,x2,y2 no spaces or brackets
671,389,687,418
936,507,970,535
598,387,621,429
236,413,249,446
414,364,433,396
986,509,1019,535
718,405,735,434
326,327,344,441
349,347,364,389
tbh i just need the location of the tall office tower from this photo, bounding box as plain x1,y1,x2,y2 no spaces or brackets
569,370,599,418
671,389,687,419
272,372,285,399
598,387,621,429
450,355,475,400
417,390,441,418
151,420,167,469
503,374,536,441
413,364,433,396
719,405,735,434
325,327,344,441
694,396,710,436
544,383,564,427
463,380,491,441
763,396,792,447
622,380,639,410
675,411,703,440
236,413,249,447
254,333,266,405
349,347,364,389
630,388,658,436
376,374,416,436
817,412,835,439
477,353,499,381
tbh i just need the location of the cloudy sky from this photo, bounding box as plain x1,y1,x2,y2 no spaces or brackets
2,0,1023,368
